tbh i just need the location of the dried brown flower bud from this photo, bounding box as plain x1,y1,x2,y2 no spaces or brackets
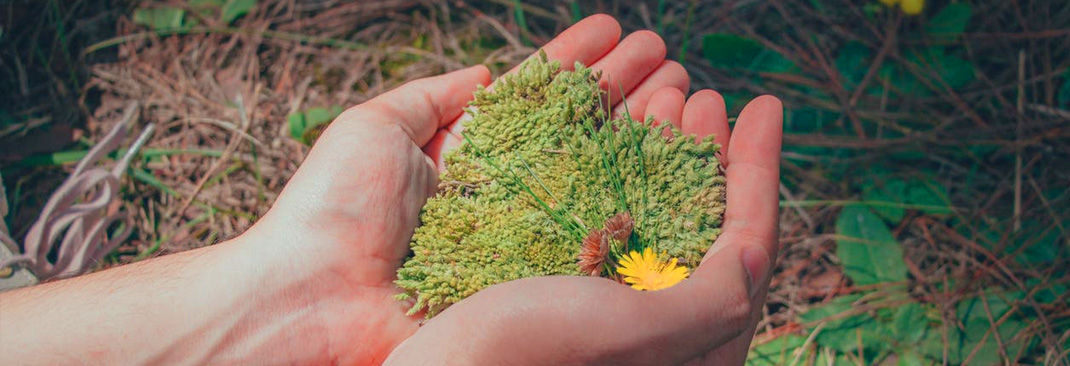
578,229,610,276
604,212,634,243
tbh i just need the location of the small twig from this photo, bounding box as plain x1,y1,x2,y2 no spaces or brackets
789,322,825,366
778,183,815,229
177,89,257,218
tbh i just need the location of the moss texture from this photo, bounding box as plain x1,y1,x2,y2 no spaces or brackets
395,53,727,317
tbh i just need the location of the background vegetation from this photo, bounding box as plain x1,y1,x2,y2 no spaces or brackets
1,0,1067,364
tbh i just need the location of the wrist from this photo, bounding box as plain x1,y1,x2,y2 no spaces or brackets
189,229,335,364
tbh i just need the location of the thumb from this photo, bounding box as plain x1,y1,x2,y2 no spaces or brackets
633,95,783,363
631,237,769,364
341,65,491,147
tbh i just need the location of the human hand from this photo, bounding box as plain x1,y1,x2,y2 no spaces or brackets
234,14,697,364
382,88,783,365
379,16,783,366
239,13,781,365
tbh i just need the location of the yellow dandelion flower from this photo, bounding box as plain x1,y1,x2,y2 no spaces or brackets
878,0,924,15
900,0,924,15
615,248,690,291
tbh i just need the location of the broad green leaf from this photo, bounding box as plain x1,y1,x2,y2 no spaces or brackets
876,49,976,98
1058,68,1070,108
815,348,856,366
933,52,976,90
835,41,871,90
287,112,306,142
836,206,907,285
879,63,928,97
906,179,952,215
288,106,343,145
222,0,256,24
189,0,226,6
897,349,932,366
133,7,185,30
189,0,225,18
702,33,794,73
1028,279,1066,304
722,92,756,115
303,106,343,130
800,294,887,352
865,179,907,222
919,291,1032,364
1012,221,1061,265
925,3,972,41
747,335,806,366
892,302,933,345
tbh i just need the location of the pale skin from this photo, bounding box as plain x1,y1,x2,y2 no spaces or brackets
0,15,782,365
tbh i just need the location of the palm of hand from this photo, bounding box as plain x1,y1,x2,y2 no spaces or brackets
249,15,782,365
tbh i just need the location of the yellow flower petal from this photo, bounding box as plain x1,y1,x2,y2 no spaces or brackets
900,0,923,15
614,248,690,291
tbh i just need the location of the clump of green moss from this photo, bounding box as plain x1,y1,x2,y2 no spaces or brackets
395,53,727,317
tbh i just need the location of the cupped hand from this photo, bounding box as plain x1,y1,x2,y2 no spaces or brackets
383,91,783,365
382,17,784,366
240,14,781,365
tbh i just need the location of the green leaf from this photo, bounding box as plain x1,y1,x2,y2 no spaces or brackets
722,92,756,115
222,0,256,24
906,179,952,215
836,206,908,285
815,348,856,366
702,33,794,73
919,291,1032,364
287,106,343,145
303,106,343,130
747,335,806,366
925,3,972,41
835,41,871,90
1012,221,1061,265
287,112,306,142
800,294,888,352
1058,67,1070,109
133,7,185,30
933,52,976,90
892,302,929,344
865,178,907,222
189,0,225,18
897,349,932,366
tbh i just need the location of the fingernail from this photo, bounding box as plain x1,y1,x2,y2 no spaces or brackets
741,246,770,299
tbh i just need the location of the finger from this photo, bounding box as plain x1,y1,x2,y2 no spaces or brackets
590,30,667,107
422,129,452,171
643,87,686,129
682,90,731,152
505,14,622,75
611,60,689,119
718,95,783,253
349,65,491,146
686,95,783,365
635,95,782,363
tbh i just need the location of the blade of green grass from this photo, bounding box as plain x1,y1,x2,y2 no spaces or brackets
512,0,532,46
655,0,667,34
569,1,582,23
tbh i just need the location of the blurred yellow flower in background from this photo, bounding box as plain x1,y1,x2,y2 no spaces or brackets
879,0,924,15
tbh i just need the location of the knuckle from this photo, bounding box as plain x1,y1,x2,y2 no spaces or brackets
719,284,754,336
